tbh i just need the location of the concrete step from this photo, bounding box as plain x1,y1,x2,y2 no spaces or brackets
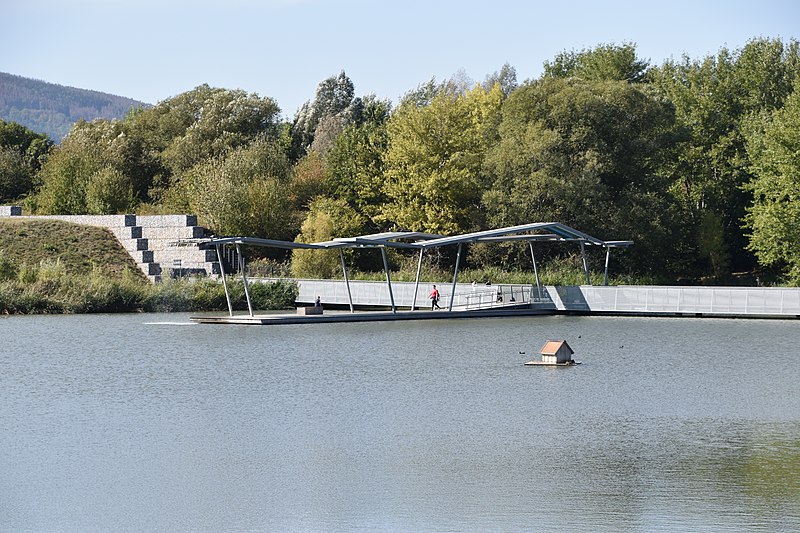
136,215,198,227
139,262,161,276
117,238,149,252
35,214,136,228
140,226,205,240
150,248,217,264
109,226,143,240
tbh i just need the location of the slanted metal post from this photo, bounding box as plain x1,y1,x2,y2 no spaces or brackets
529,241,542,300
339,249,354,313
448,243,463,312
412,248,424,311
235,243,253,316
215,244,233,317
603,247,611,286
381,247,396,313
580,241,590,285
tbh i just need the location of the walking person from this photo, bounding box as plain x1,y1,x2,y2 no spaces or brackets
429,284,441,310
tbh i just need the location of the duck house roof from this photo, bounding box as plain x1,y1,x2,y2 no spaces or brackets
539,340,574,355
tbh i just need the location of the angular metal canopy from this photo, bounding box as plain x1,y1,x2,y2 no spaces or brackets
193,222,632,317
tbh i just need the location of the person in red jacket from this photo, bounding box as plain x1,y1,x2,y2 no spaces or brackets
429,285,441,310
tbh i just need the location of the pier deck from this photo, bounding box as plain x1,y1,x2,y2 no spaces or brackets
191,307,554,325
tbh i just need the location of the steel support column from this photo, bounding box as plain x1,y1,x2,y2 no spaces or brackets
580,241,591,285
412,248,424,311
529,241,542,300
339,249,354,313
603,247,611,286
215,244,233,316
235,243,253,316
381,247,396,313
448,243,463,312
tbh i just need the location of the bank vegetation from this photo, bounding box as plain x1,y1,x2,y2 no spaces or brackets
0,219,297,314
3,38,800,286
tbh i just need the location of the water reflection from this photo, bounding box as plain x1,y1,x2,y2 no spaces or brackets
1,313,798,531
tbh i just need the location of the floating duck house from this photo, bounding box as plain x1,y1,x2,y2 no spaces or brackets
525,340,578,366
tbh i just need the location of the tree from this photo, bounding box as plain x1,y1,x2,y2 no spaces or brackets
154,85,282,174
291,71,360,159
743,82,800,284
179,138,294,239
123,85,281,202
32,119,138,214
290,196,367,279
85,167,135,215
543,42,649,83
483,63,518,97
379,83,503,234
651,38,800,275
482,78,681,275
289,150,330,209
0,119,52,201
326,95,391,221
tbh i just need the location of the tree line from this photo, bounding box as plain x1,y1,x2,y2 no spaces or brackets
0,72,150,141
2,38,800,284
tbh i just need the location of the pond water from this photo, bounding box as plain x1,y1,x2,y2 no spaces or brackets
1,313,799,532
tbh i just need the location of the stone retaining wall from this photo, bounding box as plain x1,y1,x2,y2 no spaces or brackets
0,207,219,282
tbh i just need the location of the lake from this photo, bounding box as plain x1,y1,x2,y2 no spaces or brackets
1,313,798,532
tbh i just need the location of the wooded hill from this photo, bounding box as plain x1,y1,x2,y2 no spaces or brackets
0,72,150,141
3,38,800,286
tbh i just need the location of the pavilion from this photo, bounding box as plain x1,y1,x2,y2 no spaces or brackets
197,222,633,317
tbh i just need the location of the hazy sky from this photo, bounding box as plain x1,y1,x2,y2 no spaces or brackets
2,0,798,118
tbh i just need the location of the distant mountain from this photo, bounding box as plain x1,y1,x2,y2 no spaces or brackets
0,72,151,142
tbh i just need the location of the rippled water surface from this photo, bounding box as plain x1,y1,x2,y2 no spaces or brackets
2,313,799,532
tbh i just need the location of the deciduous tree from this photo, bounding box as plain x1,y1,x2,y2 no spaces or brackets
379,83,503,234
743,82,800,283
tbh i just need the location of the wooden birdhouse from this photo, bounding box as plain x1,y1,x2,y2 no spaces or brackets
540,340,574,364
525,340,578,366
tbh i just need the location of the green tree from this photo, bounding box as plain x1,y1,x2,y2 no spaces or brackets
291,71,360,159
482,78,680,275
543,42,649,83
85,167,135,215
651,37,800,275
289,150,330,209
379,83,504,234
743,82,800,284
326,95,391,221
180,138,294,238
0,119,53,201
125,85,281,202
33,119,139,214
290,196,367,278
482,63,518,97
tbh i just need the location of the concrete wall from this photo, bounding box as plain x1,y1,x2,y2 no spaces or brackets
279,278,800,318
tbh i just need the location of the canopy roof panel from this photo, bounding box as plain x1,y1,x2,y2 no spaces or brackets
196,223,632,251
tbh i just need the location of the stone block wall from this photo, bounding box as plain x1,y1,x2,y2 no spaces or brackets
0,207,220,282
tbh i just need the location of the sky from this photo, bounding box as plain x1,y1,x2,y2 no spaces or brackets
2,0,799,118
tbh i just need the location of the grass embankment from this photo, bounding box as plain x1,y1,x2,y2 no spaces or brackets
0,219,297,314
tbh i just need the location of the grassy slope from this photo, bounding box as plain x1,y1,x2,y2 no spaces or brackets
0,218,145,280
